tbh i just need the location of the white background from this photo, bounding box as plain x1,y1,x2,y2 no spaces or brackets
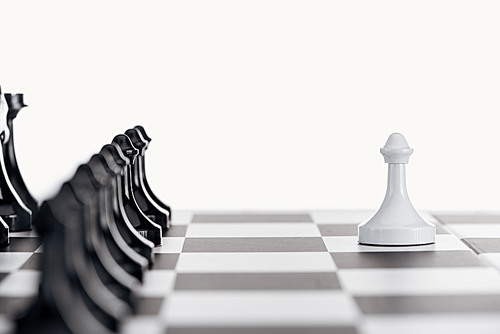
0,0,499,211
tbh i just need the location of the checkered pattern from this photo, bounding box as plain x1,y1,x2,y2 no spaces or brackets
1,211,500,334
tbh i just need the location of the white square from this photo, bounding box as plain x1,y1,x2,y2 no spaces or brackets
136,270,176,297
311,210,374,224
337,267,500,296
162,291,359,326
0,270,41,297
176,252,337,273
171,211,193,225
361,314,500,334
154,238,185,253
0,314,14,334
0,253,33,273
9,230,39,238
479,253,500,271
121,315,164,334
446,224,500,238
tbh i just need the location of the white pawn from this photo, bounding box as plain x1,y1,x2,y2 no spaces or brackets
358,133,435,246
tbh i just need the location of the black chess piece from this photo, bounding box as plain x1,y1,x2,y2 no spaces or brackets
69,164,140,310
111,135,162,246
0,217,9,247
99,144,155,268
0,87,32,231
18,203,115,334
3,93,38,220
125,128,170,232
17,190,124,334
133,125,172,219
87,154,149,282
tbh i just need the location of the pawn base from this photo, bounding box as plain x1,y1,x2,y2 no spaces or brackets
358,224,436,246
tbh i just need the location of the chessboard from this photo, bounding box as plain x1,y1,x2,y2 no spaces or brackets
2,210,500,334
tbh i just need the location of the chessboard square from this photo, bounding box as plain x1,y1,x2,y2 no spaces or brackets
446,224,500,238
135,297,165,315
0,238,42,252
311,210,373,224
154,238,185,254
478,253,500,271
361,314,500,334
337,267,500,295
186,223,320,238
0,270,41,297
318,225,358,236
0,314,15,334
0,298,35,319
121,315,164,334
8,230,38,238
171,211,193,225
191,213,313,223
462,238,500,254
182,237,327,252
20,253,43,270
434,214,500,225
176,252,337,273
324,235,469,253
162,291,359,326
152,254,179,270
331,251,482,269
355,295,500,314
165,326,359,334
0,253,33,273
164,225,187,237
435,224,450,234
136,270,176,297
174,272,341,290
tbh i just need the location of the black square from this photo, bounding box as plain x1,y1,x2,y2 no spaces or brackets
20,253,43,270
135,297,165,315
182,237,327,252
164,225,187,237
0,238,42,252
331,251,484,269
462,238,500,254
152,254,179,270
191,214,313,223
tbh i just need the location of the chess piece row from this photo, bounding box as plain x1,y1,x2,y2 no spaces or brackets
0,87,39,247
15,127,171,334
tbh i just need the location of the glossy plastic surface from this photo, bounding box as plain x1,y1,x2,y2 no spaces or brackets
358,133,436,246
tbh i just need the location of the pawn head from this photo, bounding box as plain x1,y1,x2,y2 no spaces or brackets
380,132,413,164
125,128,148,153
4,94,27,120
100,144,129,170
134,125,152,143
112,134,139,162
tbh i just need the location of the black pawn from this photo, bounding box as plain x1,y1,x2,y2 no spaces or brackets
133,125,172,219
3,93,38,219
125,128,170,232
0,87,31,231
17,197,119,334
99,144,155,268
86,154,149,282
111,135,162,246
